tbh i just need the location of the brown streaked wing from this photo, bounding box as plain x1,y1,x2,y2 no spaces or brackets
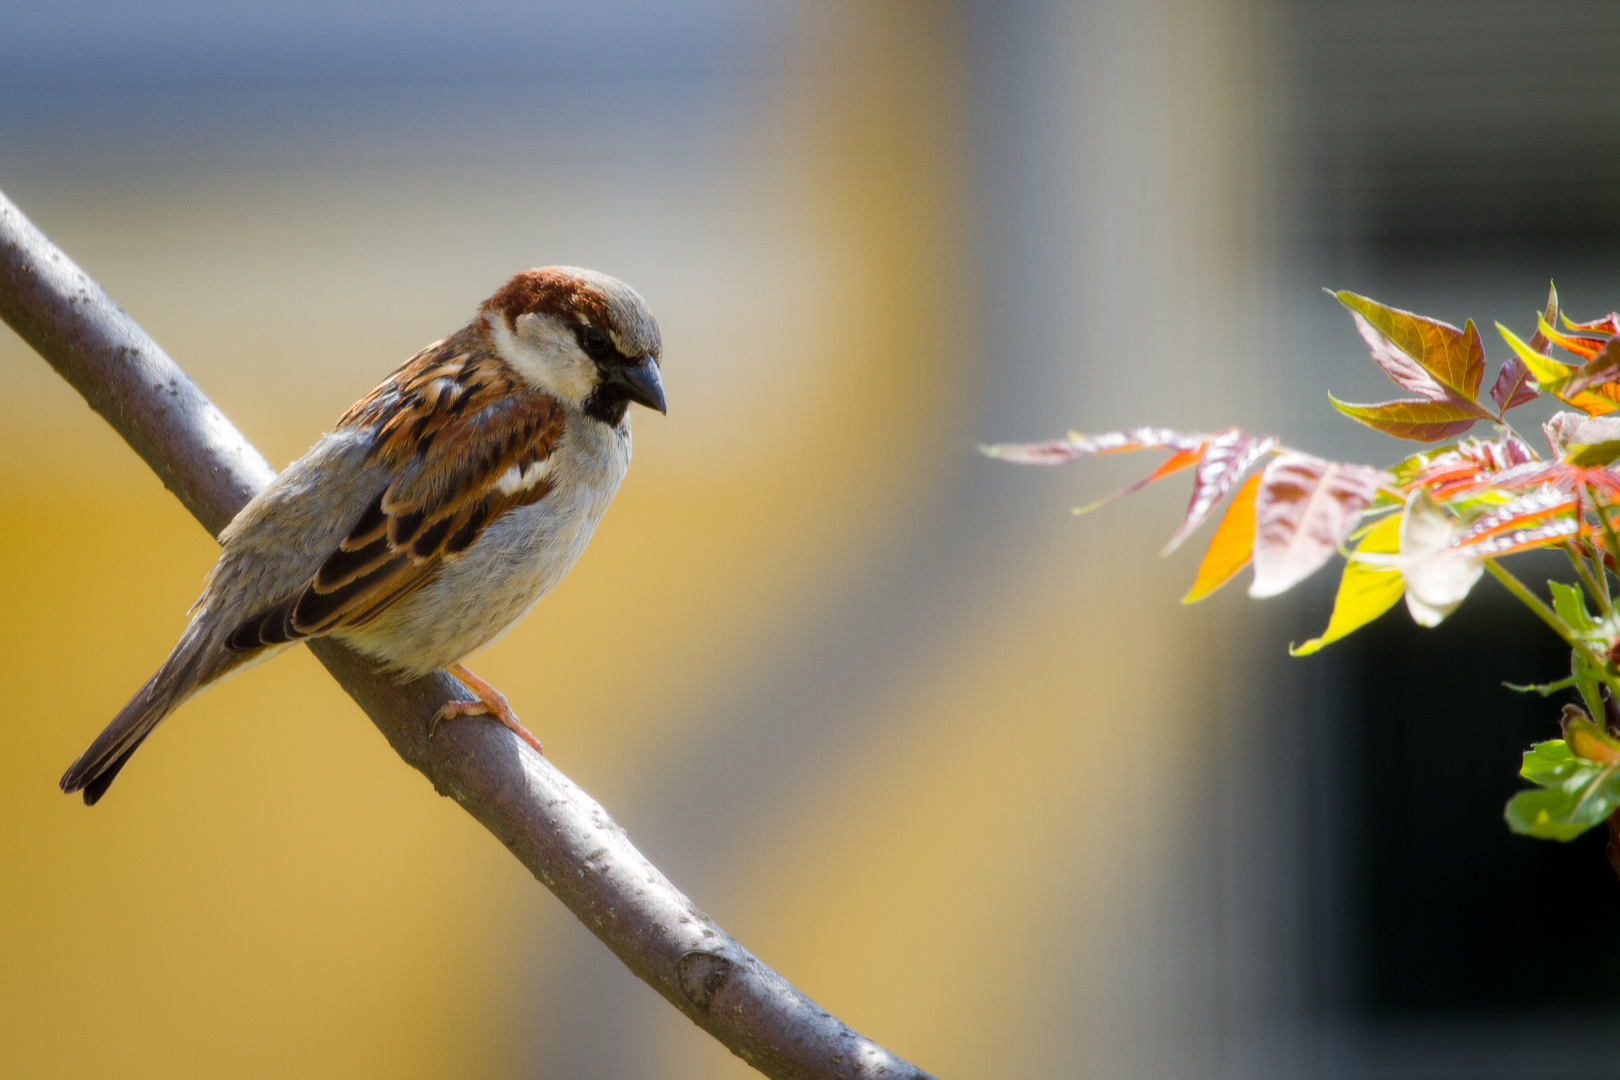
226,334,566,650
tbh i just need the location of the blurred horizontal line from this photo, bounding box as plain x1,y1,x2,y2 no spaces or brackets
0,0,799,94
0,76,809,177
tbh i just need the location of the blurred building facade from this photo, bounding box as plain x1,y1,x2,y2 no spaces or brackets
3,2,1619,1078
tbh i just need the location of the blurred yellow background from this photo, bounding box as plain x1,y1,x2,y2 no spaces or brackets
3,0,1521,1077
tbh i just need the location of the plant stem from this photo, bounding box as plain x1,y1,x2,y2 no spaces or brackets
1485,558,1620,705
1496,418,1532,448
1589,483,1620,582
1485,558,1607,670
1566,543,1611,614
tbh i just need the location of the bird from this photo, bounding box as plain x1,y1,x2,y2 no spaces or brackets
60,266,666,805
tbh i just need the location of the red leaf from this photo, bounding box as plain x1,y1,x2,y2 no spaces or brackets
1526,283,1559,354
1565,312,1620,337
1451,465,1620,505
981,426,1205,465
1249,454,1389,598
1559,336,1620,398
1424,458,1557,498
1337,291,1487,401
1163,428,1276,552
1445,515,1582,559
1539,314,1610,362
980,439,1096,465
1329,395,1488,442
1449,485,1576,550
1457,433,1534,470
1346,311,1457,402
1401,435,1537,498
1489,356,1539,413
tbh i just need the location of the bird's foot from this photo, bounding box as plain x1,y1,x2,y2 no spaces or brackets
431,663,544,755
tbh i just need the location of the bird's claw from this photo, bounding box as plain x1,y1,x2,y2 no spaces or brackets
432,664,545,755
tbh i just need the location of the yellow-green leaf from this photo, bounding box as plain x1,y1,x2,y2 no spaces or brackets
1289,512,1404,655
1497,322,1574,387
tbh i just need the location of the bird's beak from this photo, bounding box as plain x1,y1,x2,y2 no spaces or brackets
610,356,667,414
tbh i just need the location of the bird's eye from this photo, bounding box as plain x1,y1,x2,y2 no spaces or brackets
579,325,613,359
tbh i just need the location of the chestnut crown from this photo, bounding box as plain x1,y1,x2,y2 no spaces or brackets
483,266,665,424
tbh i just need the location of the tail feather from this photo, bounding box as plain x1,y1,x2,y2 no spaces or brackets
79,735,148,806
60,627,236,805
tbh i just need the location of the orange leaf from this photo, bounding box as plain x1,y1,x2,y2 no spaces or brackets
1566,715,1620,766
1563,385,1620,417
1146,446,1205,482
1539,313,1609,361
1071,442,1210,516
1336,290,1487,401
1182,472,1262,603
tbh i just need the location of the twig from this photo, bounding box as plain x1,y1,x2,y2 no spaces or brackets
1589,482,1620,581
1564,541,1610,615
0,189,933,1080
1484,558,1614,688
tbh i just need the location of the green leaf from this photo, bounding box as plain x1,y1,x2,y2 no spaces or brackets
1505,715,1620,841
1572,647,1609,727
1565,440,1620,467
1290,513,1404,655
1519,738,1579,784
1549,581,1598,635
1529,282,1560,354
1505,737,1620,841
1504,786,1616,841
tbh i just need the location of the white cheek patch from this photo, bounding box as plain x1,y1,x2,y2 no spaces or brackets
496,456,554,495
487,311,597,405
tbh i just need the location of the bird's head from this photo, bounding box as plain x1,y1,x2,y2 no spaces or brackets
482,266,665,425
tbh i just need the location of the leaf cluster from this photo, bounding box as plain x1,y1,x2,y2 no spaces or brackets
985,286,1620,844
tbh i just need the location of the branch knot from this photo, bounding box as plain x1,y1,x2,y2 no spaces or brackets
678,950,734,1010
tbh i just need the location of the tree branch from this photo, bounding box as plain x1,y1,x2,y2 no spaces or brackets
0,189,933,1080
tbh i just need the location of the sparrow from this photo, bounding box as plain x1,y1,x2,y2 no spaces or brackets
60,266,666,805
